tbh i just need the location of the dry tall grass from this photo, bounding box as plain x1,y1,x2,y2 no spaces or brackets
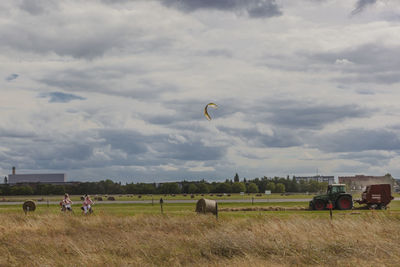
0,212,400,266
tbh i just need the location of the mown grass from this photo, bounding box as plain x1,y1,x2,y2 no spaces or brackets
1,210,400,266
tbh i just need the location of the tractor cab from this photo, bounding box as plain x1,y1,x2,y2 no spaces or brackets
327,184,346,194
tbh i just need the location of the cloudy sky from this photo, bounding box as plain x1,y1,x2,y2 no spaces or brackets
1,0,400,182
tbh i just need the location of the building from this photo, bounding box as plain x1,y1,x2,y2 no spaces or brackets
7,167,66,185
294,175,335,185
338,174,395,191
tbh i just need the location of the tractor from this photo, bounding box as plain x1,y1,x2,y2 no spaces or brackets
309,184,353,210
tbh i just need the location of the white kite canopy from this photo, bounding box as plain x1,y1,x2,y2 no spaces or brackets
204,103,218,120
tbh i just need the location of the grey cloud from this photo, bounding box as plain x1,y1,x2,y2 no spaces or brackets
39,69,175,100
250,100,373,130
99,129,226,161
161,0,282,18
312,43,400,84
157,140,226,161
6,74,18,81
0,128,36,139
0,11,171,59
338,151,394,165
99,129,149,155
351,0,377,15
217,126,302,148
39,92,86,103
202,49,233,58
314,129,400,153
19,0,58,15
268,104,369,129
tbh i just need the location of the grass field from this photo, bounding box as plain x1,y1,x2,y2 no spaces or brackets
0,193,315,202
2,192,398,202
1,200,400,266
1,203,400,266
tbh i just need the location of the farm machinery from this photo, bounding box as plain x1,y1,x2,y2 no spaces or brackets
355,184,393,210
309,184,353,210
309,183,394,210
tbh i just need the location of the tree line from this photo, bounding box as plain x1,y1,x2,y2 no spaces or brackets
0,174,329,196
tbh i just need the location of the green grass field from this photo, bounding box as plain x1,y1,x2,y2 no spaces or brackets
2,199,400,219
0,193,315,202
4,191,398,202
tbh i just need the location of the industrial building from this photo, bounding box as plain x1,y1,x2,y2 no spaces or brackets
338,174,395,191
7,167,66,185
294,175,335,185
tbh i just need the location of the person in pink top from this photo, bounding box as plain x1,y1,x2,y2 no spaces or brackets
82,194,94,215
60,193,73,212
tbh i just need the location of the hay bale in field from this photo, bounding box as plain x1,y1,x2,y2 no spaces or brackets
191,194,195,198
138,195,142,198
96,197,103,201
107,196,115,201
195,198,217,214
22,200,36,212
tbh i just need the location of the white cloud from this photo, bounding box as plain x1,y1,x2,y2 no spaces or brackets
1,0,400,181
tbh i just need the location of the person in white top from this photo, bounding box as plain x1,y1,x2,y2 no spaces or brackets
82,194,94,215
61,193,73,212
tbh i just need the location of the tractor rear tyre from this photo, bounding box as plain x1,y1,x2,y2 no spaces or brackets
314,199,325,210
336,196,352,210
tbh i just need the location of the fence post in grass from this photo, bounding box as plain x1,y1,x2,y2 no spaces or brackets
215,202,218,220
47,198,49,208
252,197,254,206
160,198,164,214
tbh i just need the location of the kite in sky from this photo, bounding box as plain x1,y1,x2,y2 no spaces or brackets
204,103,218,120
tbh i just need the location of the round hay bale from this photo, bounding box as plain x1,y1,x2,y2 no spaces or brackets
195,198,217,214
96,197,103,201
22,200,36,212
107,196,115,201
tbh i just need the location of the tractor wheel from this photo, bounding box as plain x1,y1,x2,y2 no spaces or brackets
336,196,353,210
314,200,325,210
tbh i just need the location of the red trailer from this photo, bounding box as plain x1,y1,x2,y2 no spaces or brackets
355,184,394,209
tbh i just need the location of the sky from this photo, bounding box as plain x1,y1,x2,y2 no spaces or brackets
1,0,400,183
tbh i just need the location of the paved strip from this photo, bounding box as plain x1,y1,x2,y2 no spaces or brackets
0,198,399,205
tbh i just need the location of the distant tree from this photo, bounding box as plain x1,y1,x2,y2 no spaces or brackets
266,182,276,192
232,182,246,193
197,183,210,193
158,183,181,194
247,182,259,193
234,173,239,183
275,183,285,193
216,182,232,193
4,176,7,184
188,184,198,194
10,185,34,195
